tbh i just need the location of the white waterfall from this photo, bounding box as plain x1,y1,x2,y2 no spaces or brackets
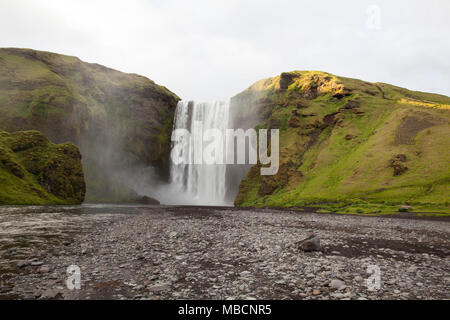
169,100,230,205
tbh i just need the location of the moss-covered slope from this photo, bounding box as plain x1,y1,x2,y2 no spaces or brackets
0,130,85,205
232,71,450,214
0,48,180,202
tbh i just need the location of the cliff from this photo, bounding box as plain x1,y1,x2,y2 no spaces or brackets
231,71,450,214
0,48,180,202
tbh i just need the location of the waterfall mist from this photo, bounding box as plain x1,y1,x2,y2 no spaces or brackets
137,97,256,206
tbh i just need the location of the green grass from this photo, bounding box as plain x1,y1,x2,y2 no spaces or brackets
233,71,450,214
0,130,85,205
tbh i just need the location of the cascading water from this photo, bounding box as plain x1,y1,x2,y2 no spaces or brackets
169,100,231,205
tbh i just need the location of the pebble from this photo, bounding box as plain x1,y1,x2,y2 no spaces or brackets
2,206,448,300
38,266,50,273
17,260,30,268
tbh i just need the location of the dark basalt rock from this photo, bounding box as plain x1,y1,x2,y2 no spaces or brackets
295,232,321,252
279,72,296,91
139,196,160,205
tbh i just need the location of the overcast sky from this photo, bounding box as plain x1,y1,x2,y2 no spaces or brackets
0,0,449,100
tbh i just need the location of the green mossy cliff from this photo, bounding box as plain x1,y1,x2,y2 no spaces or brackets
232,71,450,214
0,130,85,205
0,48,180,202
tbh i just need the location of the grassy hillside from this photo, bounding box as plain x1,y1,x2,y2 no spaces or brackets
0,48,180,202
232,71,450,214
0,130,85,205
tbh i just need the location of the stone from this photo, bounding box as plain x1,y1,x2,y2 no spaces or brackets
38,266,50,273
330,279,346,290
148,283,171,293
17,260,30,268
299,237,321,252
169,232,178,238
406,266,418,273
41,288,61,299
240,271,251,277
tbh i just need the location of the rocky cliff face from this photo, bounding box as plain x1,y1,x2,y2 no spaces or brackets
0,48,180,202
0,130,85,204
231,71,450,213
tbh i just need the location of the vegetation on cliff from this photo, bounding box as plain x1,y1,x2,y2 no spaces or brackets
0,130,85,204
0,48,180,202
232,71,450,214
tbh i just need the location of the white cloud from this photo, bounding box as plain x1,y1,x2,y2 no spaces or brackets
0,0,449,100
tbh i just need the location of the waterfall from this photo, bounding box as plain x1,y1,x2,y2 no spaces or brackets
169,100,231,205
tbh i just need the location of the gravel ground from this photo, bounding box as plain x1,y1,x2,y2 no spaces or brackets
1,205,449,300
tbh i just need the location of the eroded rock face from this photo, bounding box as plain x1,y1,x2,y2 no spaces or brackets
0,48,180,202
0,130,85,204
389,154,408,176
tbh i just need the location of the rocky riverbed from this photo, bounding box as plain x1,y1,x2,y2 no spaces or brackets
0,205,449,300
